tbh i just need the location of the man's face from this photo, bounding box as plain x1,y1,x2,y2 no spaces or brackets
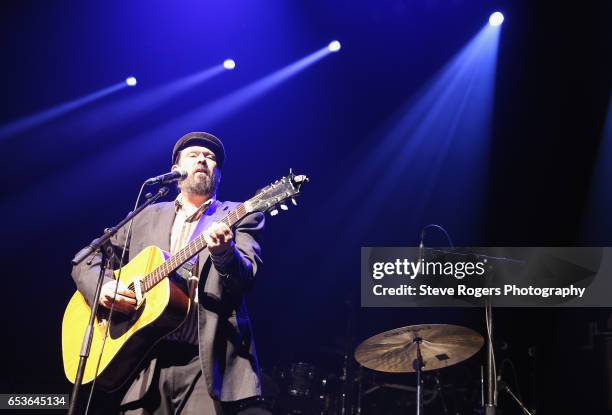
173,145,221,196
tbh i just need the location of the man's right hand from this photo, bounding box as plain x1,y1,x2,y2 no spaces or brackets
99,280,136,315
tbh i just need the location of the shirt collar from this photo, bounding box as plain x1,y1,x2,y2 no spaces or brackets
174,194,216,222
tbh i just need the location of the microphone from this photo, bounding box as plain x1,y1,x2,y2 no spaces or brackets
144,169,188,185
417,240,424,275
417,226,426,276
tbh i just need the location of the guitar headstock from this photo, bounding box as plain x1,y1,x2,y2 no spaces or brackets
246,169,309,216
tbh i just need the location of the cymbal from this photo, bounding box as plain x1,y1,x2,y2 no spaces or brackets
354,324,483,373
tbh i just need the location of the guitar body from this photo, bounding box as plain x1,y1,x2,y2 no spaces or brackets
62,246,190,391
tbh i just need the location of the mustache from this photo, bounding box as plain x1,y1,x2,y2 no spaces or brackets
193,166,210,174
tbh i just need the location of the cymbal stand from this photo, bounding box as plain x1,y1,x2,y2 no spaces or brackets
412,337,424,415
485,297,496,415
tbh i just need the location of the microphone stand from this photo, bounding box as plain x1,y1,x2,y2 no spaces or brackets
412,337,424,415
68,186,169,415
420,247,526,415
484,297,496,415
478,253,524,415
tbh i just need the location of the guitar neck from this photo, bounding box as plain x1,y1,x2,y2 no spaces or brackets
138,202,251,292
127,170,307,294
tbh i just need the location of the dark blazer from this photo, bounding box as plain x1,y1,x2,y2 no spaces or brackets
71,200,264,403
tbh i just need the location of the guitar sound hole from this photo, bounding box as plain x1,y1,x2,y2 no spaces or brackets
109,299,146,339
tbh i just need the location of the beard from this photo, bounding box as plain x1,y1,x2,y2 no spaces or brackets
178,167,221,197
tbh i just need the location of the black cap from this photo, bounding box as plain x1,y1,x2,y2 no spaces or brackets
172,132,225,168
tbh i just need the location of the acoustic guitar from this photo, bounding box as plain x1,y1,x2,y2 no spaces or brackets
62,171,308,391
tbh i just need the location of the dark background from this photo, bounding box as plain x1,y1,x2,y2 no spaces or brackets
1,0,611,414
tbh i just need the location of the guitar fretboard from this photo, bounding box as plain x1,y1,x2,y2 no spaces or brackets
129,203,250,293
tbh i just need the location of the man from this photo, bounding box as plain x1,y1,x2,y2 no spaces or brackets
72,132,265,414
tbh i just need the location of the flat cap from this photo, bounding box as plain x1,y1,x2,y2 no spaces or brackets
172,131,225,168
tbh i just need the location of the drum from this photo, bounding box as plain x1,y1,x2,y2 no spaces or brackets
275,362,330,414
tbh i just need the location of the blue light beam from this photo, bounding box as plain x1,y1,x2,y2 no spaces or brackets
582,93,612,243
0,80,129,140
73,64,227,131
177,43,337,128
326,23,502,243
6,46,340,207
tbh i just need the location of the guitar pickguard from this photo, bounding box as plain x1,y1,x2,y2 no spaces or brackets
108,300,147,339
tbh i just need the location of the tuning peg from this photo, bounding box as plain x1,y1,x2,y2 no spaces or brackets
270,208,279,216
291,198,298,206
280,203,288,211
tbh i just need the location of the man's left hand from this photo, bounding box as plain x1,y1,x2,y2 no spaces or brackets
204,222,235,256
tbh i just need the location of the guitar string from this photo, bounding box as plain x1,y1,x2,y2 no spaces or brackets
130,202,246,291
129,184,288,292
143,202,249,289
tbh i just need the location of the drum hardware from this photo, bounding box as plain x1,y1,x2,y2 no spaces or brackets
355,324,484,415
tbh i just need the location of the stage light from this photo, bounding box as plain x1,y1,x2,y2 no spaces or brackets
328,40,341,52
223,59,236,70
489,12,504,26
125,77,137,86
